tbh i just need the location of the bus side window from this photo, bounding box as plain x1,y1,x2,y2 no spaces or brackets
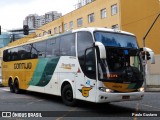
3,50,9,62
18,46,28,60
46,37,60,57
60,33,75,56
11,48,18,61
33,41,47,58
7,50,12,61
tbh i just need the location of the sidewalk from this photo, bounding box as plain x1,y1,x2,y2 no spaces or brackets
146,86,160,92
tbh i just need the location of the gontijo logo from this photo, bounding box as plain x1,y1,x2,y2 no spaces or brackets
14,62,32,69
61,63,75,70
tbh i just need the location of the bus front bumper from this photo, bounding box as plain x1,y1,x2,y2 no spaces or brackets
96,91,144,103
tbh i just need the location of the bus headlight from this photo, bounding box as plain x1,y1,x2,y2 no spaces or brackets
139,87,144,92
99,87,113,93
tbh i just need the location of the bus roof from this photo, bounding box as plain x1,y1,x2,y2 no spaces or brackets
72,27,135,36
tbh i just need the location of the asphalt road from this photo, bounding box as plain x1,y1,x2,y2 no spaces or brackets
0,87,160,120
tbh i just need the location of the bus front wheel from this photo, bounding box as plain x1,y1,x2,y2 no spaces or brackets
61,84,76,106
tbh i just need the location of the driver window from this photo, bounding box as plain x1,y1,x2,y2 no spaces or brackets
77,31,96,79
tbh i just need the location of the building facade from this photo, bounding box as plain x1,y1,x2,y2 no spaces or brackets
35,0,160,89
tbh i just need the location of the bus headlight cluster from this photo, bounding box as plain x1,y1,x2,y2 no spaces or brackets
139,87,144,92
99,87,113,93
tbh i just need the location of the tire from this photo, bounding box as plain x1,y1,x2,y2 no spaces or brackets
13,79,21,94
61,84,76,106
9,80,15,93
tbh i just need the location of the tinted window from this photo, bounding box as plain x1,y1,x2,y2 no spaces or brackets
3,50,9,61
3,33,75,62
33,41,47,58
11,48,19,61
18,44,34,60
77,32,93,57
60,34,75,56
46,37,60,57
77,32,96,79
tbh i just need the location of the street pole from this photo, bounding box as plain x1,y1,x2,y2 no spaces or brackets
142,13,160,91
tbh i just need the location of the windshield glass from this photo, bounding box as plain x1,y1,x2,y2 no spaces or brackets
94,32,143,83
95,31,138,49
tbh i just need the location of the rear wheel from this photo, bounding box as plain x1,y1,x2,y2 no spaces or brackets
14,79,21,94
61,84,76,106
9,79,15,93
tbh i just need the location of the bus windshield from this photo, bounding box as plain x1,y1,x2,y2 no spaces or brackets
94,31,144,83
95,31,138,48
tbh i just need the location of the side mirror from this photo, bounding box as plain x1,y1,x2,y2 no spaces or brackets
94,42,106,59
141,47,155,64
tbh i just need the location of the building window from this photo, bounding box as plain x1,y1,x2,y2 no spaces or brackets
48,29,52,34
77,18,83,27
101,8,107,19
43,32,47,36
88,13,95,23
54,27,58,34
112,24,119,30
69,21,73,29
111,4,118,15
64,23,68,32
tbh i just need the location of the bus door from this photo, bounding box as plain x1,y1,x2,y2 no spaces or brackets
75,47,97,102
76,31,97,102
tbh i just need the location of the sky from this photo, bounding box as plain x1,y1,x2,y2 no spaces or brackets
0,0,77,31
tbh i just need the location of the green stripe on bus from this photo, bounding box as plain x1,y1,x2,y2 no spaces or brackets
29,57,60,86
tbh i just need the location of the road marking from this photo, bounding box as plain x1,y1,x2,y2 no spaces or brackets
133,102,139,120
56,107,78,120
27,99,44,105
141,103,160,110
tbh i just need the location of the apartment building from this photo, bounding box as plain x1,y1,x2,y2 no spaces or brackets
23,14,39,29
35,0,160,89
23,11,62,29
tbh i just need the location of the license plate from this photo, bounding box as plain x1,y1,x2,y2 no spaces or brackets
122,96,130,99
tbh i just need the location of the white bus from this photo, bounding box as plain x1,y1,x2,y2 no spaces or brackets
2,27,154,106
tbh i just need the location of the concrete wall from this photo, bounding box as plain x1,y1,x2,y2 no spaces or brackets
146,55,160,91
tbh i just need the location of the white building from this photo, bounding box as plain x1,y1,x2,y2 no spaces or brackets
23,11,62,29
75,0,95,9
